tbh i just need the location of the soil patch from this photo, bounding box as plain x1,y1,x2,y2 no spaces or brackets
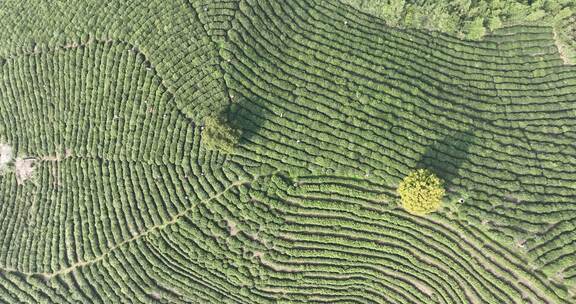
227,220,239,236
0,144,13,171
553,29,572,65
15,157,36,184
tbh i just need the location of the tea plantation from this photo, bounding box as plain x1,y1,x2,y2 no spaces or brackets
0,0,575,303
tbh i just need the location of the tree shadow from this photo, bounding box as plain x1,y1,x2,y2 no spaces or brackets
225,94,269,145
417,129,476,188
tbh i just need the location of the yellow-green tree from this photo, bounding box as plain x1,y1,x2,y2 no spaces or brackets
397,169,445,216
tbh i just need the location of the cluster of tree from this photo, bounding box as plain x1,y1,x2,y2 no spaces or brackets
343,0,575,40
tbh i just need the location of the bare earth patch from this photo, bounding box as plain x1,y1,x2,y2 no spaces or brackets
148,292,161,301
0,143,13,171
553,29,572,65
227,220,239,236
41,155,60,161
15,157,36,185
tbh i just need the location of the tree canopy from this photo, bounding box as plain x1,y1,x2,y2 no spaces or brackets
202,114,242,153
342,0,575,43
397,169,445,216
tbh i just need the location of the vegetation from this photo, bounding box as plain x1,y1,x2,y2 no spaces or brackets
398,169,445,215
202,113,242,153
342,0,576,62
343,0,575,34
0,0,573,303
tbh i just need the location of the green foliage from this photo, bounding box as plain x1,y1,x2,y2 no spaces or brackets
397,169,445,216
0,1,574,303
380,0,405,26
202,113,242,153
465,17,486,40
344,0,575,42
487,16,503,31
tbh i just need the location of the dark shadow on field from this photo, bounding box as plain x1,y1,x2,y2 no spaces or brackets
225,94,268,145
417,129,476,188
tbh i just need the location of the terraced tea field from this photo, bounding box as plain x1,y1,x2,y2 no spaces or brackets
0,0,575,303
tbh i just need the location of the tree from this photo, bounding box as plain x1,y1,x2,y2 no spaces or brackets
202,113,241,153
465,17,486,40
381,0,406,27
397,169,445,216
487,16,503,31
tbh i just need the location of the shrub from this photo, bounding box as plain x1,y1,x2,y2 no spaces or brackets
202,113,242,153
397,169,445,216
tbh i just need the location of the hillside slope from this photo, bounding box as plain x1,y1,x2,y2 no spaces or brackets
0,0,574,303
